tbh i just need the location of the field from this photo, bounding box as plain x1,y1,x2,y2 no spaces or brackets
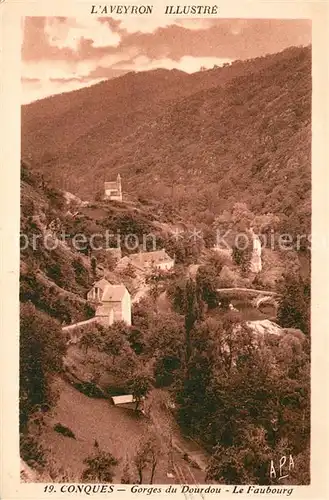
39,377,208,484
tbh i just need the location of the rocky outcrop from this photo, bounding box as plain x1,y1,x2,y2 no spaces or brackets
246,319,283,337
250,228,262,273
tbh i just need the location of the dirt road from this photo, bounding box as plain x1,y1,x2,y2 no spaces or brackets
147,389,210,474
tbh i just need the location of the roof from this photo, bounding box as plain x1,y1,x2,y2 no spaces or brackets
92,278,111,290
102,284,128,302
116,256,131,266
130,249,174,266
105,181,119,189
116,255,144,271
112,395,135,405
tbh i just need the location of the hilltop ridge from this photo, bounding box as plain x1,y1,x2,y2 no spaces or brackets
22,45,311,233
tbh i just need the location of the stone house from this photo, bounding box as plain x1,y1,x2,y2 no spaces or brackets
117,249,174,273
87,279,131,326
87,278,110,302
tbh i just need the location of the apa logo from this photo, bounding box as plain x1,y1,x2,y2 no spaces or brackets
269,455,295,480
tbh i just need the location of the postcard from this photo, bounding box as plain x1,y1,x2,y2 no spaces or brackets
0,0,328,499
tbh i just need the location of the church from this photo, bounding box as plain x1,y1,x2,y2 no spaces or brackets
104,174,122,201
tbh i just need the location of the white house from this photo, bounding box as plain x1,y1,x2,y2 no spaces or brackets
111,394,145,412
87,279,131,326
87,278,110,302
129,249,175,272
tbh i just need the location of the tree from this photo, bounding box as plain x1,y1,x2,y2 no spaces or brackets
148,439,160,484
148,312,185,386
167,277,188,315
91,256,97,278
134,440,149,484
102,323,126,364
128,372,153,411
72,257,90,288
175,306,310,483
133,434,161,484
20,302,67,432
219,312,251,374
201,224,216,248
204,250,228,274
252,213,280,235
168,277,200,361
206,426,273,484
107,343,138,382
121,455,132,484
213,209,232,233
218,265,238,288
277,272,310,335
20,433,47,471
80,329,96,354
124,262,137,279
79,323,105,354
232,202,254,231
196,265,219,310
81,449,118,482
146,268,167,300
184,279,200,362
232,243,252,274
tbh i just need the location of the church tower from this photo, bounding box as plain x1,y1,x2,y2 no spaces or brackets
117,174,122,198
104,174,123,201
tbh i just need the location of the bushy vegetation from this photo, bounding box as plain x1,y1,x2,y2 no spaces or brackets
20,47,311,484
20,162,96,323
130,271,309,484
277,272,310,335
178,315,309,484
53,423,76,439
82,448,119,482
20,302,67,431
22,47,311,235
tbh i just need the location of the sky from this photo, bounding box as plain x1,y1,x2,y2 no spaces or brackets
21,17,311,104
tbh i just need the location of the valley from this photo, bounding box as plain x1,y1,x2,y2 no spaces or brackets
21,46,311,234
20,44,311,485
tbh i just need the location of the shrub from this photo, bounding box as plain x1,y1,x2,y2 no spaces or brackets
53,423,76,439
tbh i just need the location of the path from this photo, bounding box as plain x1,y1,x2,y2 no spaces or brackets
147,389,209,473
132,283,150,304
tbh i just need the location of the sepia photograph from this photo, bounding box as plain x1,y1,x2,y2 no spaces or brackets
19,15,312,489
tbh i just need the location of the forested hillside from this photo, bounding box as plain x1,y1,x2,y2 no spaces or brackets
22,46,311,234
20,163,95,324
20,44,311,484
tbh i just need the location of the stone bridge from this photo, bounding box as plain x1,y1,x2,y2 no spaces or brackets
216,287,280,297
216,287,280,309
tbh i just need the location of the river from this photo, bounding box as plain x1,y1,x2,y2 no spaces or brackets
230,299,277,321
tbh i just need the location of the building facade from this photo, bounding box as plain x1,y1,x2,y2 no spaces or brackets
104,174,122,201
128,249,175,272
87,280,131,326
